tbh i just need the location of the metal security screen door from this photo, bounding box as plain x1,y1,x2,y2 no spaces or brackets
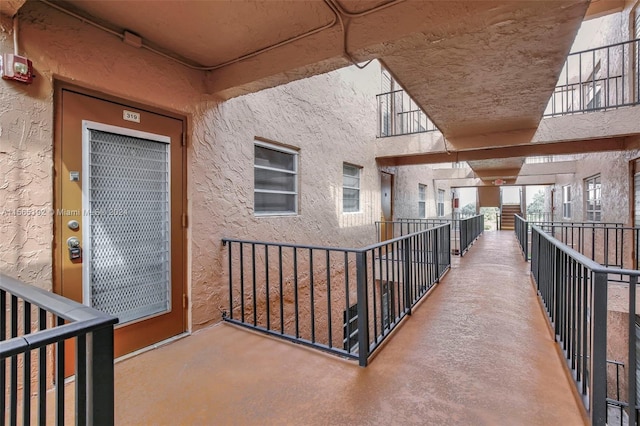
82,122,171,324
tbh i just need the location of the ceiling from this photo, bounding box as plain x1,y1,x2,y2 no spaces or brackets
20,0,615,185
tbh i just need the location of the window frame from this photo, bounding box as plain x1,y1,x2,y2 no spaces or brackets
418,184,427,218
254,141,299,216
562,185,572,219
584,174,602,222
437,189,445,217
343,163,362,214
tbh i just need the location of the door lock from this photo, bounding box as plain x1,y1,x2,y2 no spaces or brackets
67,237,82,260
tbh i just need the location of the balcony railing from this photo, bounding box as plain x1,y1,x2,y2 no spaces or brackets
377,215,484,256
0,274,118,425
544,38,640,117
222,224,451,366
530,226,640,425
376,89,439,137
514,215,632,268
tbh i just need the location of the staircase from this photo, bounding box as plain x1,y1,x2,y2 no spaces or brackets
500,204,521,230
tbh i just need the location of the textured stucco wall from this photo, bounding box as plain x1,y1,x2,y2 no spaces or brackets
552,150,639,224
189,63,390,327
391,165,452,219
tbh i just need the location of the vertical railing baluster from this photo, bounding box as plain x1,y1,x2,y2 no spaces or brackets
76,333,87,426
10,295,18,426
628,274,637,426
23,301,32,424
344,251,350,352
591,272,608,425
239,243,245,323
356,251,369,367
279,246,284,335
326,250,332,348
227,241,233,320
293,248,299,339
0,290,5,425
38,308,46,426
55,316,65,426
265,245,270,330
309,248,315,343
251,243,257,326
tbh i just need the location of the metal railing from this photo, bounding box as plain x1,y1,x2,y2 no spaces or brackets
1,274,118,425
222,224,451,367
544,38,640,117
530,226,640,425
378,215,483,256
376,89,439,137
513,216,635,270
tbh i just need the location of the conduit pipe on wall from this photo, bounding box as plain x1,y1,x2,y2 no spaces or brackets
13,15,18,54
39,0,403,72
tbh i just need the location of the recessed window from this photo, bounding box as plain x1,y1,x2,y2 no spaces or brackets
562,185,572,219
343,163,361,213
254,142,298,215
585,175,601,222
437,189,445,217
418,184,427,218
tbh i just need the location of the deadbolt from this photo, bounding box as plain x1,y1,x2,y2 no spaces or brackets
67,220,80,231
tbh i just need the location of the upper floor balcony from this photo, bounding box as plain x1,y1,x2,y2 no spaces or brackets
376,38,640,145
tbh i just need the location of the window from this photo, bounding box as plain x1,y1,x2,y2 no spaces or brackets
585,175,601,221
418,184,427,218
254,142,298,215
343,303,358,351
562,185,572,219
343,163,361,213
437,189,445,217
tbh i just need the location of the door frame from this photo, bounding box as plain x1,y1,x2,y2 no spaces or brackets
53,81,189,335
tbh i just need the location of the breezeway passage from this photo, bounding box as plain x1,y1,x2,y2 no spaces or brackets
106,230,585,425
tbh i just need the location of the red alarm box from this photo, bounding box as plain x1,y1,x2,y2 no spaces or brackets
1,53,35,84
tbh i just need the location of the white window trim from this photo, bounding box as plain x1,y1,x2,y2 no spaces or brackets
343,163,362,214
437,189,445,217
562,185,572,220
418,184,427,218
254,141,299,216
584,174,601,222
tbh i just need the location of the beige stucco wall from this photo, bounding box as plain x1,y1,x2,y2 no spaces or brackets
391,165,453,219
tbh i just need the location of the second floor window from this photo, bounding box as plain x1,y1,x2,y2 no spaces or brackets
418,184,426,218
437,189,445,217
585,175,601,222
343,163,361,213
254,142,298,215
562,185,572,219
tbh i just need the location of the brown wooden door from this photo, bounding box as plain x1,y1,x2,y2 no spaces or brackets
55,88,186,359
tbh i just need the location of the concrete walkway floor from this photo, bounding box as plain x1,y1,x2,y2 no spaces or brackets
114,231,586,425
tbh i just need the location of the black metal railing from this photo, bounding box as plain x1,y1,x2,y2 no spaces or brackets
376,89,439,137
222,224,451,367
525,212,553,223
377,215,483,256
513,216,635,269
530,226,640,425
1,274,118,425
514,215,529,260
545,38,640,117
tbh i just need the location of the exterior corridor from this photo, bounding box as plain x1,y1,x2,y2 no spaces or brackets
112,230,586,425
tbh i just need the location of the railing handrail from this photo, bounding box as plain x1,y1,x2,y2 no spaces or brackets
553,74,623,90
223,224,451,254
565,37,640,57
0,274,117,324
531,224,640,276
375,89,404,97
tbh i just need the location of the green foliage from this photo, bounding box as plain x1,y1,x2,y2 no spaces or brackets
527,189,545,215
